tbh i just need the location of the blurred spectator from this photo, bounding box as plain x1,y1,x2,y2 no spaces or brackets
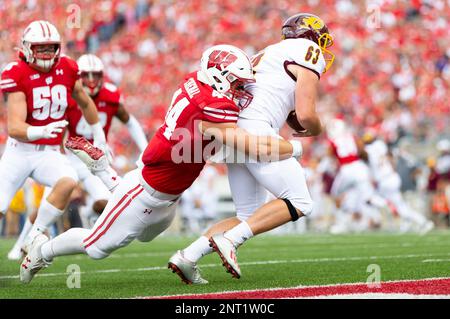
0,0,449,234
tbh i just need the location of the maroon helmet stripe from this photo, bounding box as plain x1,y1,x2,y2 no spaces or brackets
45,22,51,37
39,21,46,37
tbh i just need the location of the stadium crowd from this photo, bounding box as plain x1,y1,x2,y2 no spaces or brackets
0,0,449,235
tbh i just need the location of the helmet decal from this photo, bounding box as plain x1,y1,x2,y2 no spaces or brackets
207,50,238,71
299,16,324,30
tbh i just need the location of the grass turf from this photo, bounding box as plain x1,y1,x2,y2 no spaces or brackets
0,231,449,298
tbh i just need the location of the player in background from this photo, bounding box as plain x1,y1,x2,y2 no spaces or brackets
7,54,148,260
19,44,302,284
363,131,434,233
169,13,334,284
326,118,382,234
0,21,106,259
71,54,147,225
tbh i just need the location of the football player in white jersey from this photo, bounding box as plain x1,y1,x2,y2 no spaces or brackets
363,132,434,233
169,13,335,284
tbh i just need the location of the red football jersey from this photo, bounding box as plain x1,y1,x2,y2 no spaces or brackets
328,133,360,165
66,82,121,141
0,56,79,145
142,72,239,195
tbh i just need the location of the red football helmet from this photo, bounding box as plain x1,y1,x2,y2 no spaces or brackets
282,13,335,72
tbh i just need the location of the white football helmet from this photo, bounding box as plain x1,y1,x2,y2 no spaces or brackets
21,20,61,71
77,54,105,96
437,139,450,153
200,44,255,109
326,118,348,139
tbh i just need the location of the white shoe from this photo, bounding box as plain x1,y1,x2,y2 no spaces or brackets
399,221,414,233
209,234,241,279
7,247,24,261
65,137,108,172
419,221,434,236
330,223,348,235
168,251,208,285
20,234,52,284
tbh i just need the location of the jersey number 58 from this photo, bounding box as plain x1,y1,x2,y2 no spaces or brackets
32,85,68,120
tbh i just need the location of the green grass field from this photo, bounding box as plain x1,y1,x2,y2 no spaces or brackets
1,231,450,298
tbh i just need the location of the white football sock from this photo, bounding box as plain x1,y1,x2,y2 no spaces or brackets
27,199,64,241
182,236,213,262
11,217,33,251
41,228,90,261
79,205,97,229
94,167,121,192
224,221,254,247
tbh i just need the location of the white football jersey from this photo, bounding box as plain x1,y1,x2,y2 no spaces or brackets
240,38,326,129
365,139,395,182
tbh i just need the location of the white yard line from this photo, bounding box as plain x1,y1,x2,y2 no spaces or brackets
67,242,447,260
2,252,450,280
422,258,450,263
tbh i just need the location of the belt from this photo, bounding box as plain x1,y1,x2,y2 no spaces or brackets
139,173,180,202
7,138,60,152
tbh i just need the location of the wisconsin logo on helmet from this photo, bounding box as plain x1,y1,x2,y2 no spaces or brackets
200,44,255,109
207,50,238,71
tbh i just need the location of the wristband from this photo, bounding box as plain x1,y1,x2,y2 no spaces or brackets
26,126,44,141
289,140,303,158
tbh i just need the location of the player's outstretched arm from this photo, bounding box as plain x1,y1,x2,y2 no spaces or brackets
7,92,31,141
288,64,322,136
199,121,302,162
72,80,107,151
7,92,68,142
115,103,148,153
72,80,100,125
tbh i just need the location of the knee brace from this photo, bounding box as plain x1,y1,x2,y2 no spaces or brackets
282,198,314,219
282,198,300,221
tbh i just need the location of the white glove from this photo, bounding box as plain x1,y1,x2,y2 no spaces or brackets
26,120,68,141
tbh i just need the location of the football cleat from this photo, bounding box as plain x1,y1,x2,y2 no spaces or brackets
7,246,24,262
20,234,52,284
65,136,108,172
209,234,241,279
168,251,208,285
419,221,434,236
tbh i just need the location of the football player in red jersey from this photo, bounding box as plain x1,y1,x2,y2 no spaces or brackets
169,13,334,284
0,21,106,259
7,54,148,260
69,54,148,152
326,118,382,234
68,54,147,220
19,44,303,284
